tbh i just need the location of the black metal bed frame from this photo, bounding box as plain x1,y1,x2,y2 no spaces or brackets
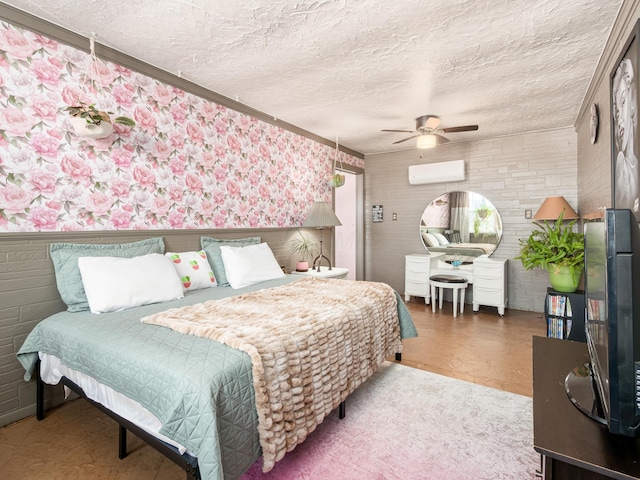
32,352,390,479
35,359,201,480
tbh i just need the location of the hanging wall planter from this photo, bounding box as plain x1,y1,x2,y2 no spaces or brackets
328,136,345,188
68,106,113,138
66,102,135,139
329,173,345,188
64,37,136,139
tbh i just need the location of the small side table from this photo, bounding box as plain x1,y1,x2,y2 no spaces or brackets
290,266,349,279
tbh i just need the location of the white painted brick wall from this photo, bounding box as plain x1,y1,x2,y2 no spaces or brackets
364,127,577,313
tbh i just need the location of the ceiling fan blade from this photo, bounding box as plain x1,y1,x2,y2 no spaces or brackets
433,134,450,145
392,134,419,144
441,125,479,133
382,129,415,133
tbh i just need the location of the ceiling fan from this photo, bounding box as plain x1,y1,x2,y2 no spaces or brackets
382,115,478,148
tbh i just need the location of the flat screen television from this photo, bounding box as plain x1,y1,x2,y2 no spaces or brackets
568,208,640,437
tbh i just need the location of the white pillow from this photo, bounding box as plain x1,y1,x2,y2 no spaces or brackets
219,242,285,289
78,253,184,314
165,250,217,291
432,232,449,246
422,232,439,248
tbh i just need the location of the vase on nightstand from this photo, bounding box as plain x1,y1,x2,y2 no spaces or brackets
295,261,309,272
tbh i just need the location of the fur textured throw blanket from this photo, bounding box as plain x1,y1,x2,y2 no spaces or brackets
141,277,402,472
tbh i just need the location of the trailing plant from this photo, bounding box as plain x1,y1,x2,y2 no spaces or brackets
475,205,492,220
473,205,494,237
65,102,136,126
515,212,584,282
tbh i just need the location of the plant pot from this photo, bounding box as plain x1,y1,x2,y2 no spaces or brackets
295,261,309,272
329,173,345,188
69,113,113,139
547,264,583,293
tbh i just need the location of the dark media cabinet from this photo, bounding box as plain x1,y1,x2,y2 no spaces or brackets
533,336,640,479
544,288,586,342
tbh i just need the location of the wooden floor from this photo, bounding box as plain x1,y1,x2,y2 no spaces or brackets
0,299,546,478
399,298,546,397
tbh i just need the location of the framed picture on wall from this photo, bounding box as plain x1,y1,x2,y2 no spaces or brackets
611,18,640,222
372,205,383,222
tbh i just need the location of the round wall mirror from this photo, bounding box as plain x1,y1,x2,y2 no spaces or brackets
420,191,502,262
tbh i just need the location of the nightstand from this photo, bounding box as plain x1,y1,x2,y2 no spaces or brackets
290,266,349,279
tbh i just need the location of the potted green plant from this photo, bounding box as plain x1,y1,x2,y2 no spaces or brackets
515,212,585,293
65,102,136,139
289,230,317,272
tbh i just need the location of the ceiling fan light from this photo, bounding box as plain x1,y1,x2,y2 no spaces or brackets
417,134,437,149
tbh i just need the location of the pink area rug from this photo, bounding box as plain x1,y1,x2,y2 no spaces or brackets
240,361,537,480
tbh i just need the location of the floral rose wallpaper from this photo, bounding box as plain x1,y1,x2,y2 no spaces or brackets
0,21,363,232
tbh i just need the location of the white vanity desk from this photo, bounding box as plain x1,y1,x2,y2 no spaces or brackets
404,253,508,315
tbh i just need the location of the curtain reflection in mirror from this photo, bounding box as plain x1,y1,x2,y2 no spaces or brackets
450,191,470,241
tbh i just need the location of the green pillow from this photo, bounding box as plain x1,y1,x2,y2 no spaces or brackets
200,236,261,286
50,237,165,312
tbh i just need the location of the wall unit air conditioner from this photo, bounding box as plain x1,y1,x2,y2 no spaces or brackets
408,160,465,185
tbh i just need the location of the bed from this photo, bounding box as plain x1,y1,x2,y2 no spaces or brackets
16,238,416,480
420,229,497,263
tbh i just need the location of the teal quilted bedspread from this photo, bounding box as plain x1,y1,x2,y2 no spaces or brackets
17,276,416,480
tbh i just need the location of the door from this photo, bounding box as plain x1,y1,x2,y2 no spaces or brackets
335,170,363,280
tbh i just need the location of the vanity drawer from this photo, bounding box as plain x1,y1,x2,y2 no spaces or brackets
472,257,507,314
405,254,443,302
474,263,504,279
474,287,504,306
406,270,428,283
473,274,503,289
405,258,429,271
405,280,429,293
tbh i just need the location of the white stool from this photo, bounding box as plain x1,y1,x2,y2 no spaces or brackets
429,274,468,317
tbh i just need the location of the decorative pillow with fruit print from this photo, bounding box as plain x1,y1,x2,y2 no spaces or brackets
165,251,217,291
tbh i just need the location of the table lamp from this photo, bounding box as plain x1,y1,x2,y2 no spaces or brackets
533,196,579,220
302,201,342,271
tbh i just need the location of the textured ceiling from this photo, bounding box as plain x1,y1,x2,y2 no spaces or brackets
1,0,623,155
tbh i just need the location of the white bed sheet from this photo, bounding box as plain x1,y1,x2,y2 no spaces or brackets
39,352,190,455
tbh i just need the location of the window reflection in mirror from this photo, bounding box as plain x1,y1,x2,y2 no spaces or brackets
420,191,502,262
